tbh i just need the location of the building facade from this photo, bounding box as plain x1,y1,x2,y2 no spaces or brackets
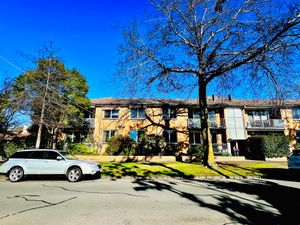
86,97,300,156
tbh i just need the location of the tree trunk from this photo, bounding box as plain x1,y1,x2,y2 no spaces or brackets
35,58,52,149
199,80,216,167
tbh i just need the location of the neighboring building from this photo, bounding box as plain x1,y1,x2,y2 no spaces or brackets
84,97,300,156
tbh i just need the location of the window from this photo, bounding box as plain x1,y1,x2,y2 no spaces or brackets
130,130,145,143
189,131,202,145
104,109,119,119
28,151,44,159
188,109,200,119
292,108,300,120
296,131,300,144
131,108,146,119
103,130,117,142
44,151,60,160
163,130,177,144
10,151,31,159
248,110,269,121
163,108,177,119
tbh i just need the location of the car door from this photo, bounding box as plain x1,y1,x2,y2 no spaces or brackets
41,151,68,174
25,151,44,174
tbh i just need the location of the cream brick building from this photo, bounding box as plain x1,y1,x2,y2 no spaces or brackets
81,97,300,156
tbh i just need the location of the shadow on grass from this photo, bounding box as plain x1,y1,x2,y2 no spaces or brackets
133,177,300,225
102,162,194,180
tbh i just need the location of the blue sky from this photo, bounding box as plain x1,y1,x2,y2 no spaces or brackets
0,0,149,99
0,0,299,100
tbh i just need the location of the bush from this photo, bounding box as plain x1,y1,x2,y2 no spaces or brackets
248,134,290,159
137,135,167,156
187,144,204,158
106,135,136,156
66,143,94,155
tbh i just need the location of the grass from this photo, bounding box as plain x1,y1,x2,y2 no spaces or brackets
101,161,288,179
1,160,292,181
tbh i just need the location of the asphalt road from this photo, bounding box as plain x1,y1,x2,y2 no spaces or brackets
0,177,300,225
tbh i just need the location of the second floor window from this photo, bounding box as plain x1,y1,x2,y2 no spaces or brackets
163,108,177,119
104,109,119,119
131,108,146,119
163,130,177,144
188,109,200,119
130,130,145,143
292,108,300,120
103,130,117,142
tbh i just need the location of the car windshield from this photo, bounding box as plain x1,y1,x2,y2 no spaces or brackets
60,152,77,160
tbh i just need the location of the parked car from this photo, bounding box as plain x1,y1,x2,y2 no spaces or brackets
0,149,102,182
288,149,300,169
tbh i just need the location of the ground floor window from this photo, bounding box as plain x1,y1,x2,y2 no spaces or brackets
189,131,202,145
103,130,117,142
163,130,177,144
130,130,145,143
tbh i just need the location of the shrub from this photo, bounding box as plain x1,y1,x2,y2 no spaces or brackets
66,143,94,155
187,144,204,158
106,135,136,156
248,134,290,159
137,135,167,156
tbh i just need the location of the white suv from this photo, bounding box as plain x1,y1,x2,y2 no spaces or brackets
288,149,300,169
0,149,102,182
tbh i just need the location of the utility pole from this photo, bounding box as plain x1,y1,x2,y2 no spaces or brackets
35,58,52,149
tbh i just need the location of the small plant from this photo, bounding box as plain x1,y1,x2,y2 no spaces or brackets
106,135,136,156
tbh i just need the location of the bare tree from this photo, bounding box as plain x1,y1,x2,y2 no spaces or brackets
117,0,300,166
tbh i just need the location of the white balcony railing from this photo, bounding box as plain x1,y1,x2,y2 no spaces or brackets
247,119,285,129
187,118,201,129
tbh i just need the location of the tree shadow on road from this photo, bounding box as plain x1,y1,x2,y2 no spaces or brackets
132,178,300,225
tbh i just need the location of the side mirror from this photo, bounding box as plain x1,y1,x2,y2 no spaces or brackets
56,156,63,161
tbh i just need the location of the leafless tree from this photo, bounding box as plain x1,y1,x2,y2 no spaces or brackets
118,0,300,166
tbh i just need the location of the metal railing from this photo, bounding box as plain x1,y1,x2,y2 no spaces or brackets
209,118,226,128
246,119,284,129
188,118,226,129
187,118,201,129
212,143,229,155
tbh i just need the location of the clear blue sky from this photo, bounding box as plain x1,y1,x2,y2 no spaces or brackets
0,0,149,99
0,1,299,100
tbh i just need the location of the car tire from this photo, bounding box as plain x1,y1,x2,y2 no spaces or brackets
67,167,82,182
8,166,24,182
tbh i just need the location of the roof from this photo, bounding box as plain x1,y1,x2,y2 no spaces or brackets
91,97,300,108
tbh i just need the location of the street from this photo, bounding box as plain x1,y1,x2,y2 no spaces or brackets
0,177,300,225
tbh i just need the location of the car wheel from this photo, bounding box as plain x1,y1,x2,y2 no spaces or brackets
8,167,24,182
67,167,82,182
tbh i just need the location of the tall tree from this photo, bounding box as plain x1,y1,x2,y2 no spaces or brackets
118,0,300,166
15,49,90,149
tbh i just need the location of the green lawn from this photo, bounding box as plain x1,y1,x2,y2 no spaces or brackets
101,161,288,179
0,160,292,181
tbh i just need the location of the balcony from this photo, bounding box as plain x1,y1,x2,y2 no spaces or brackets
209,118,226,129
84,118,95,128
188,118,201,129
246,119,285,131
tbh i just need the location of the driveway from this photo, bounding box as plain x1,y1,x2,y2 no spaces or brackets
0,178,299,225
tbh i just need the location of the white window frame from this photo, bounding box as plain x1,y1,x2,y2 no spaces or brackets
163,130,178,144
163,108,177,119
131,108,146,119
130,130,145,143
104,109,119,119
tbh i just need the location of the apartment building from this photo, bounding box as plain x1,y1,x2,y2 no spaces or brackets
84,97,300,156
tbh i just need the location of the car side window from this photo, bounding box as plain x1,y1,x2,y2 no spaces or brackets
28,151,44,159
10,151,31,159
44,151,60,160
